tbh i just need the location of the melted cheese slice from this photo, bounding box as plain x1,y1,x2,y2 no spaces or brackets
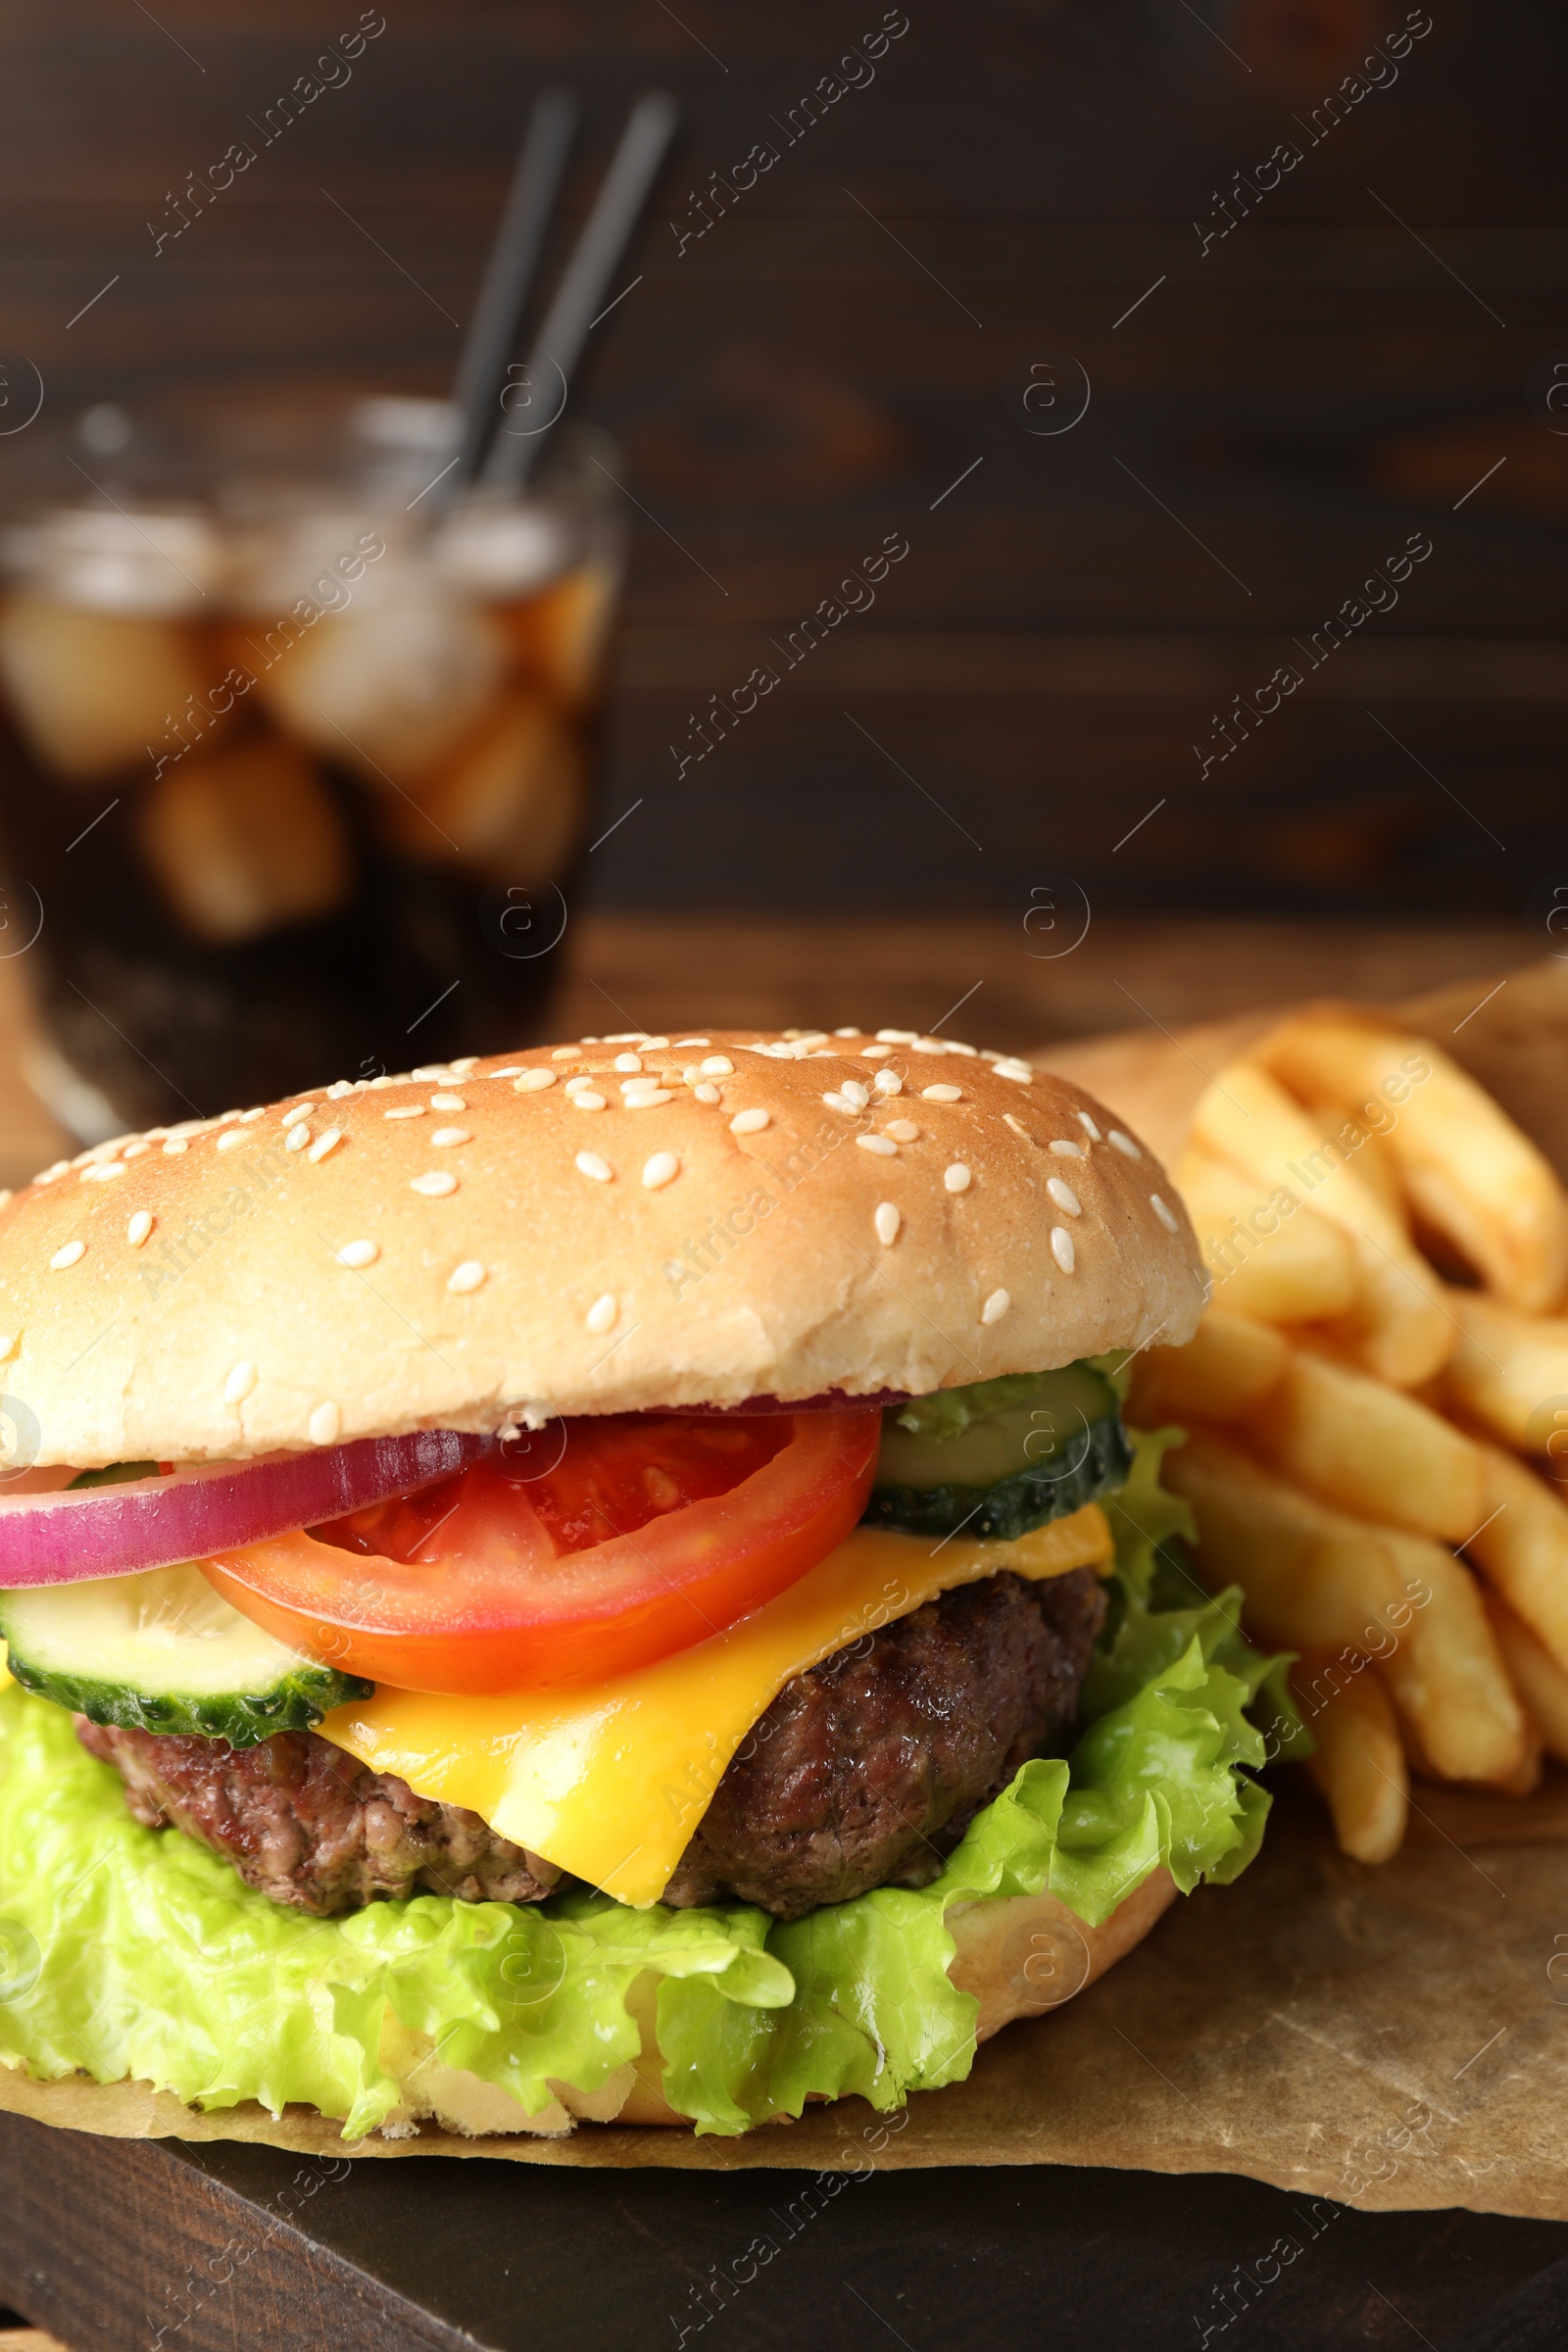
318,1503,1113,1907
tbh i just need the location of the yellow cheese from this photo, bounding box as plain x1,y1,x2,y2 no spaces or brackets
318,1502,1113,1907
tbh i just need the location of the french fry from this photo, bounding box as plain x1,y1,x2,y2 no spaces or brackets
1128,1311,1289,1425
1289,1093,1408,1228
1258,1013,1568,1312
1164,1431,1405,1648
1165,1433,1527,1785
1442,1288,1568,1455
1462,1443,1568,1677
1190,1060,1453,1387
1176,1146,1359,1325
1291,1655,1408,1863
1484,1588,1568,1766
1371,1527,1528,1788
1248,1346,1484,1543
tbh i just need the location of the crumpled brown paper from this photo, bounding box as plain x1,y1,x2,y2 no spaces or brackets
6,958,1568,2209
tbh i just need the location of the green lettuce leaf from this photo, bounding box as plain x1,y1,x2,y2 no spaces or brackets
0,1431,1285,2138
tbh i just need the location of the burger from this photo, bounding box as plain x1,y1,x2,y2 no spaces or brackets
0,1025,1287,2143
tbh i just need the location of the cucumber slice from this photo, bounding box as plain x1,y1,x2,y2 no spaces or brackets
862,1362,1133,1541
0,1563,371,1745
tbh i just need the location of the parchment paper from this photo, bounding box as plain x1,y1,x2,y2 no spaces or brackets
7,958,1568,2210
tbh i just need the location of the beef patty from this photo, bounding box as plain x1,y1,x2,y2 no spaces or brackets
75,1568,1105,1921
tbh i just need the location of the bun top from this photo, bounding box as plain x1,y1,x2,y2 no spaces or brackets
0,1026,1205,1466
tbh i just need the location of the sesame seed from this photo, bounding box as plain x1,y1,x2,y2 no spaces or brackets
822,1092,855,1115
606,1032,648,1044
430,1127,470,1148
450,1056,479,1074
384,1105,425,1120
411,1066,448,1082
489,1067,523,1080
1047,1177,1082,1216
922,1084,963,1102
223,1361,257,1405
835,1026,861,1039
884,1119,919,1144
513,1069,556,1092
1077,1111,1102,1142
700,1056,733,1077
551,1046,579,1060
944,1040,978,1057
429,1093,466,1112
564,1075,595,1095
910,1039,948,1055
857,1133,898,1156
572,1092,607,1111
944,1162,971,1193
1002,1114,1031,1141
981,1288,1011,1324
50,1241,85,1270
861,1044,894,1059
673,1037,710,1049
126,1211,153,1248
730,1107,769,1135
80,1160,125,1182
284,1124,310,1152
1151,1192,1180,1233
309,1401,341,1446
162,1138,189,1155
33,1161,70,1185
411,1171,458,1198
1050,1226,1076,1273
873,1069,904,1096
625,1089,673,1108
694,1083,721,1105
0,1336,14,1359
876,1029,918,1045
122,1141,151,1158
874,1201,901,1247
994,1059,1034,1084
336,1239,379,1268
1109,1130,1143,1160
216,1130,248,1153
840,1079,869,1108
281,1101,318,1121
1048,1139,1083,1158
240,1106,266,1122
643,1152,680,1189
575,1152,613,1182
447,1259,486,1294
326,1080,355,1101
585,1293,618,1335
613,1052,644,1073
308,1128,344,1163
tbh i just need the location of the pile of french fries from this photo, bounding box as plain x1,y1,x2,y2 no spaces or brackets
1126,1007,1568,1865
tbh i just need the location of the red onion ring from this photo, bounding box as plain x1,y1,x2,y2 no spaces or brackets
0,1431,486,1590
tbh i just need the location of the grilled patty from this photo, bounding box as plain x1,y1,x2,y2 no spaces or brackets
75,1568,1105,1920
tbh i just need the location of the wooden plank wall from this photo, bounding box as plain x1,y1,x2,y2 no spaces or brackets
1,0,1564,925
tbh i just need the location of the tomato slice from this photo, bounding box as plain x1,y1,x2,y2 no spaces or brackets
201,1410,881,1695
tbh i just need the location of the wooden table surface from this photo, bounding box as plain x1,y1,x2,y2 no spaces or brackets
0,911,1538,1187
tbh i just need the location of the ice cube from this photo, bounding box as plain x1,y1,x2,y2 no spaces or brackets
0,595,211,782
256,586,506,786
374,689,584,880
137,736,353,945
499,561,617,710
433,502,570,599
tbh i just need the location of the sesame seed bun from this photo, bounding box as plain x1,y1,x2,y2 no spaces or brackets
0,1028,1204,1468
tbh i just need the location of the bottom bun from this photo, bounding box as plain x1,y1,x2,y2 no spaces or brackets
376,1869,1178,2140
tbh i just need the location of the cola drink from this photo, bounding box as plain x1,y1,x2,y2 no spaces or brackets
0,391,624,1136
